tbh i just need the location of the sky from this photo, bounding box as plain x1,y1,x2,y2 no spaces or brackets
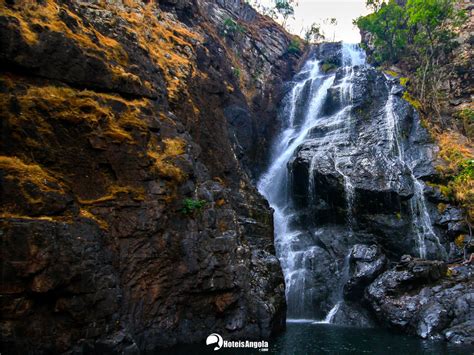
254,0,370,43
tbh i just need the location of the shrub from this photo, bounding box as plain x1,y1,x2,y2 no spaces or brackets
455,108,474,139
287,39,301,54
232,67,241,78
222,18,246,38
181,198,206,215
321,62,337,73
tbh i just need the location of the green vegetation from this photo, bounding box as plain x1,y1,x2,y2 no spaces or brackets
222,18,246,38
304,22,325,44
274,0,295,27
181,198,206,215
402,91,422,111
355,0,466,112
252,69,263,82
322,63,337,73
434,131,474,220
455,108,474,139
232,67,241,78
248,0,297,29
399,77,409,87
356,1,408,63
438,158,474,219
358,2,472,221
287,38,302,54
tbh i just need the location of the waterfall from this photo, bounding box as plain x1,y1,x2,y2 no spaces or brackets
258,43,444,323
383,82,446,260
258,43,364,321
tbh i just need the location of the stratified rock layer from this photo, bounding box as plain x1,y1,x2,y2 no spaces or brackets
365,256,474,344
0,0,301,353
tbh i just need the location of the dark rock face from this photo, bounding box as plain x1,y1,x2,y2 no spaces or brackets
0,0,300,353
199,0,301,177
344,244,387,301
365,256,474,344
264,42,471,342
287,53,467,261
332,302,376,328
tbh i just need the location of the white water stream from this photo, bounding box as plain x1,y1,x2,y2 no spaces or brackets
258,43,444,322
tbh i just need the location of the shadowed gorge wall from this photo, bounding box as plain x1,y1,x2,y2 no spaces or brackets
0,0,302,353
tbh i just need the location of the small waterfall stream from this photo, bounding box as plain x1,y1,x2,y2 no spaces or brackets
258,43,445,322
383,78,446,260
258,56,335,320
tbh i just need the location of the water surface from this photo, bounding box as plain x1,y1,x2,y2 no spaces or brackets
166,323,473,354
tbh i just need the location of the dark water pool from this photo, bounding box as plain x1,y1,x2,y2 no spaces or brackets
165,322,474,355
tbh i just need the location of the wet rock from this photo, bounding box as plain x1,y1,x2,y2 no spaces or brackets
332,302,376,328
344,244,387,301
312,42,343,68
289,64,444,259
444,321,474,345
365,257,474,344
0,0,298,353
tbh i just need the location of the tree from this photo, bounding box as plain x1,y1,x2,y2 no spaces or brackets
274,0,295,28
365,0,386,12
356,1,408,63
356,0,467,113
324,17,338,42
304,23,325,44
405,0,466,109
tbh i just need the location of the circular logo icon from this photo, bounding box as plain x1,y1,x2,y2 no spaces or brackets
206,333,223,351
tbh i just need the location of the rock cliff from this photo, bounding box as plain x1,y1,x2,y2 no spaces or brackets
261,41,473,344
353,2,473,343
0,0,301,353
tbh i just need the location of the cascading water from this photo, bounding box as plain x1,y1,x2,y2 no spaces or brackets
258,43,445,323
383,80,446,260
258,44,364,321
258,56,335,320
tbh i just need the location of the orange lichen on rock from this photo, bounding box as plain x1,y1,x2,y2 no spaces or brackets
79,208,109,230
148,137,187,182
0,0,151,87
78,185,145,205
0,155,67,214
0,155,65,195
104,1,201,102
0,0,126,61
1,78,149,144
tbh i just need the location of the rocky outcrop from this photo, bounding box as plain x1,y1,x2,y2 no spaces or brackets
198,0,302,176
0,0,301,353
365,255,474,344
288,51,450,260
265,42,471,343
344,244,387,301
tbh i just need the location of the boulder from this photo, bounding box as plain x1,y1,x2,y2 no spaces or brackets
365,256,474,344
344,244,387,301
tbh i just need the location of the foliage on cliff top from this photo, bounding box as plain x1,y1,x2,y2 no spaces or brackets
356,0,466,113
357,0,472,220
